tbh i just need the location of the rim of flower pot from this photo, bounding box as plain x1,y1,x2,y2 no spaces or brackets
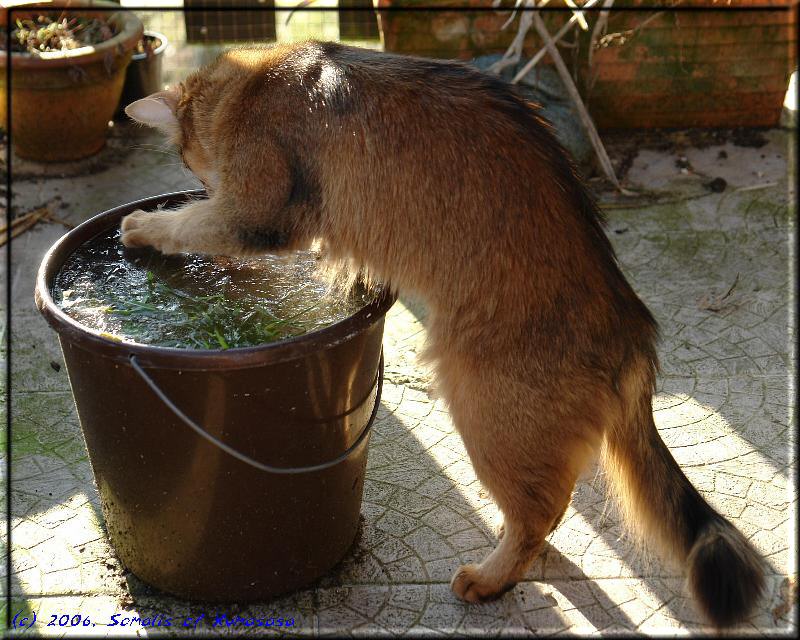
131,30,168,62
1,0,143,69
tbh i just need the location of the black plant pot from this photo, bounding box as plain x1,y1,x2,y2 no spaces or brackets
117,30,168,116
35,190,394,601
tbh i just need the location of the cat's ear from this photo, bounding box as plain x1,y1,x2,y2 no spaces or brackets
125,86,182,133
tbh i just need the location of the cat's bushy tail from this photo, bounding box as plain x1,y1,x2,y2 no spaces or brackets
601,352,765,628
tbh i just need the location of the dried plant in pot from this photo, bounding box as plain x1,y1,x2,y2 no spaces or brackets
0,0,143,162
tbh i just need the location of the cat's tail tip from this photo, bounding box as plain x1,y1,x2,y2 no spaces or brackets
686,517,766,629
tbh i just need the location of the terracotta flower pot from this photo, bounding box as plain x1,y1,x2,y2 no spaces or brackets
582,0,797,129
375,0,564,61
0,0,143,162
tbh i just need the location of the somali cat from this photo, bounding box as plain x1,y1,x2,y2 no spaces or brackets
122,42,764,627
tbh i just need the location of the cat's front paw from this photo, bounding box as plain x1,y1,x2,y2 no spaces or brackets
120,210,178,253
450,564,516,603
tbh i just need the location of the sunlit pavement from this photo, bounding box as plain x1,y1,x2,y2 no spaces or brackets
1,8,796,636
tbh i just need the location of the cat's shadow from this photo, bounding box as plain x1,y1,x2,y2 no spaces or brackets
62,389,764,634
335,406,702,632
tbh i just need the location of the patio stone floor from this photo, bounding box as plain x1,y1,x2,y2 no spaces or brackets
0,17,796,634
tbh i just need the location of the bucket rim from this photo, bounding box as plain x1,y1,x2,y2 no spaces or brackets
35,189,396,371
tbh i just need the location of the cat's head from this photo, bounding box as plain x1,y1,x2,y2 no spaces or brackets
124,46,331,259
125,79,218,194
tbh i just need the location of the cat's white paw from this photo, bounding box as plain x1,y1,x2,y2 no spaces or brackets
120,210,177,253
450,564,516,603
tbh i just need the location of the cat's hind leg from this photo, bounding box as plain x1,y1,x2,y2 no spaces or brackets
496,500,569,541
449,443,587,603
444,371,605,603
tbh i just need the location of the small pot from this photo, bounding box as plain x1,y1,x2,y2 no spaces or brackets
35,190,396,600
0,1,143,162
117,30,168,116
581,0,796,129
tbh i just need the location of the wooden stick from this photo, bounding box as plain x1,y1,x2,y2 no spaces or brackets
587,0,616,93
500,0,524,31
11,215,41,238
563,0,589,31
511,0,603,84
530,10,627,192
0,205,51,247
735,182,779,193
0,209,39,235
489,1,534,76
7,212,44,242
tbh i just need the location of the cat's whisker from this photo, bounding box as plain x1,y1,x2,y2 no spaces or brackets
131,145,180,158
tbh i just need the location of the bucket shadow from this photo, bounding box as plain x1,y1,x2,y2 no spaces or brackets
5,392,641,634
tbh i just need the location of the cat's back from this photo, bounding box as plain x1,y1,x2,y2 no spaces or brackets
275,40,491,87
233,41,543,134
298,41,540,123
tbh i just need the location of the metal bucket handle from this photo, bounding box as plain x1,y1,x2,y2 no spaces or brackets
129,351,383,475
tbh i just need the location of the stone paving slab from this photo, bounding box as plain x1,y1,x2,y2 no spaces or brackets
2,78,796,640
5,127,796,636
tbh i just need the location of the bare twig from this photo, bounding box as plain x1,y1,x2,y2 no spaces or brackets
0,209,41,235
596,10,666,49
499,0,525,32
720,273,740,301
493,0,594,77
0,202,74,247
511,1,599,82
735,182,779,193
0,206,49,246
530,10,626,191
587,0,616,94
697,273,740,312
284,0,318,27
489,1,535,76
563,0,589,31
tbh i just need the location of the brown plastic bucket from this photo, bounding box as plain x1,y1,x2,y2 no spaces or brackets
34,190,395,602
